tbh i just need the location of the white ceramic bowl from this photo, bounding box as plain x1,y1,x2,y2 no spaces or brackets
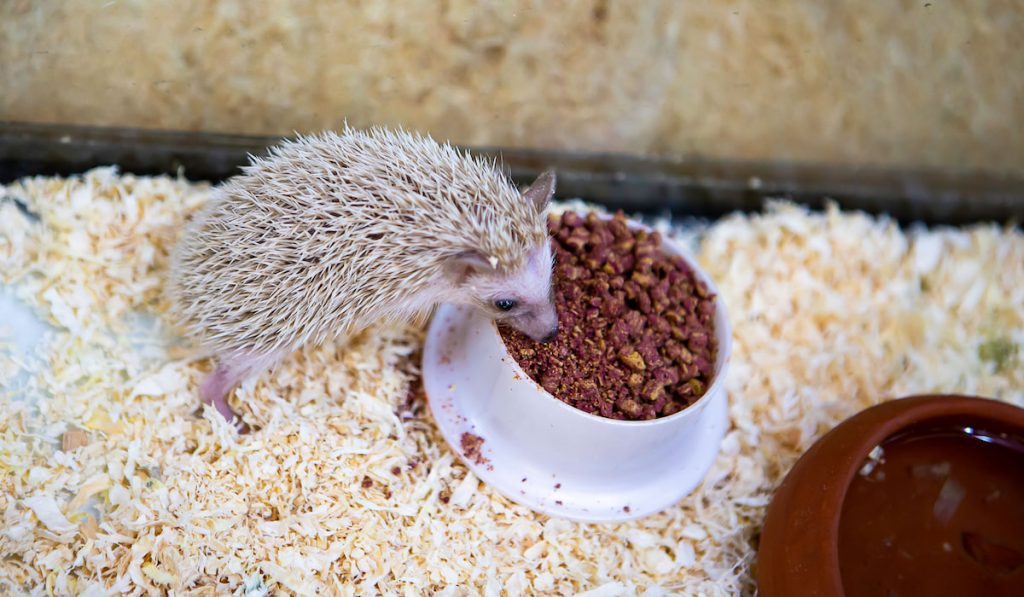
423,216,732,522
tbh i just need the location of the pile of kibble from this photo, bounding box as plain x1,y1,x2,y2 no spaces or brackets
501,210,717,420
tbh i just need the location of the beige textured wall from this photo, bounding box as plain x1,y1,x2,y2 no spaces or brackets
2,0,1022,175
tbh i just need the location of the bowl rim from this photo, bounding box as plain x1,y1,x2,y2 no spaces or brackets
489,211,733,428
757,394,1024,596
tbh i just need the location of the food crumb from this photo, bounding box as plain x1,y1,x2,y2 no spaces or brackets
439,490,451,504
460,432,489,466
361,476,373,488
555,500,563,506
554,483,561,490
623,506,631,513
391,466,402,476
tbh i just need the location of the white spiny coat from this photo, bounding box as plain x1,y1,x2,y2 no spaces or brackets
169,126,552,368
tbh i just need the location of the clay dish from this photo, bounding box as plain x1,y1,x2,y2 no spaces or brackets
758,394,1024,596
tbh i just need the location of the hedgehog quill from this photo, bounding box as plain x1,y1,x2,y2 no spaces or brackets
168,126,558,431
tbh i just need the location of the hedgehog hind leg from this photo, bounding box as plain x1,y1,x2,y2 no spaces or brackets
200,350,282,433
200,362,251,433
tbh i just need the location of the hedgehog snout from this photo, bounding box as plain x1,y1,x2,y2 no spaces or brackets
513,318,559,344
539,323,559,344
506,299,559,343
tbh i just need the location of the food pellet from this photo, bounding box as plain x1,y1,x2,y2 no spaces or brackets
460,432,488,465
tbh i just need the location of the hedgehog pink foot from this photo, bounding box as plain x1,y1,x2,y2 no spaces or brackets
200,362,251,434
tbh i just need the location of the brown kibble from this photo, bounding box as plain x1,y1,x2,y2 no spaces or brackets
684,379,705,396
688,332,709,349
636,292,652,313
661,402,683,417
653,366,680,386
361,476,373,488
623,313,644,339
665,340,692,363
631,271,654,286
694,356,713,376
565,234,588,252
642,380,665,402
460,432,489,465
62,427,90,452
620,350,645,371
618,398,642,416
391,466,402,476
558,263,579,280
500,210,717,421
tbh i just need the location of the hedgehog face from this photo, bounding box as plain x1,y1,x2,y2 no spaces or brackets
455,242,559,343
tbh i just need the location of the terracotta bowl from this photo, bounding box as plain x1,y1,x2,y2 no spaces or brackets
758,394,1024,596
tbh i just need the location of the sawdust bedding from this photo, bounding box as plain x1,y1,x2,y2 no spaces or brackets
0,167,1021,596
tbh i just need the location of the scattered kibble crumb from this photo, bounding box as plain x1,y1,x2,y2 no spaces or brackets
459,432,488,465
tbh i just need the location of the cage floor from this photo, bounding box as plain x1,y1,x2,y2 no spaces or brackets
1,168,1021,595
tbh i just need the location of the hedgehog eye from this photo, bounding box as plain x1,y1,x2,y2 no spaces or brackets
494,298,516,312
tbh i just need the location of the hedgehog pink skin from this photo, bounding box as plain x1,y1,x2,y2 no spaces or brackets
168,126,558,431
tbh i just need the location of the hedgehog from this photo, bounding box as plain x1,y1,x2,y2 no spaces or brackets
168,125,559,431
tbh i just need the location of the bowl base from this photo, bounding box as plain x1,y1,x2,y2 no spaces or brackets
423,304,729,523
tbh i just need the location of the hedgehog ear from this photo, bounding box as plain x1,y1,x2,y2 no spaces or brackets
522,170,556,211
445,250,493,284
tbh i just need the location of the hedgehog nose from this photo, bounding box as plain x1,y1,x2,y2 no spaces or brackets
540,325,559,344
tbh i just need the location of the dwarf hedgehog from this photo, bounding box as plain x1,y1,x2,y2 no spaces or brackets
168,126,558,430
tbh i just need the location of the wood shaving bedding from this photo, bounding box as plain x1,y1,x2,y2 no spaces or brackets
1,168,1021,595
